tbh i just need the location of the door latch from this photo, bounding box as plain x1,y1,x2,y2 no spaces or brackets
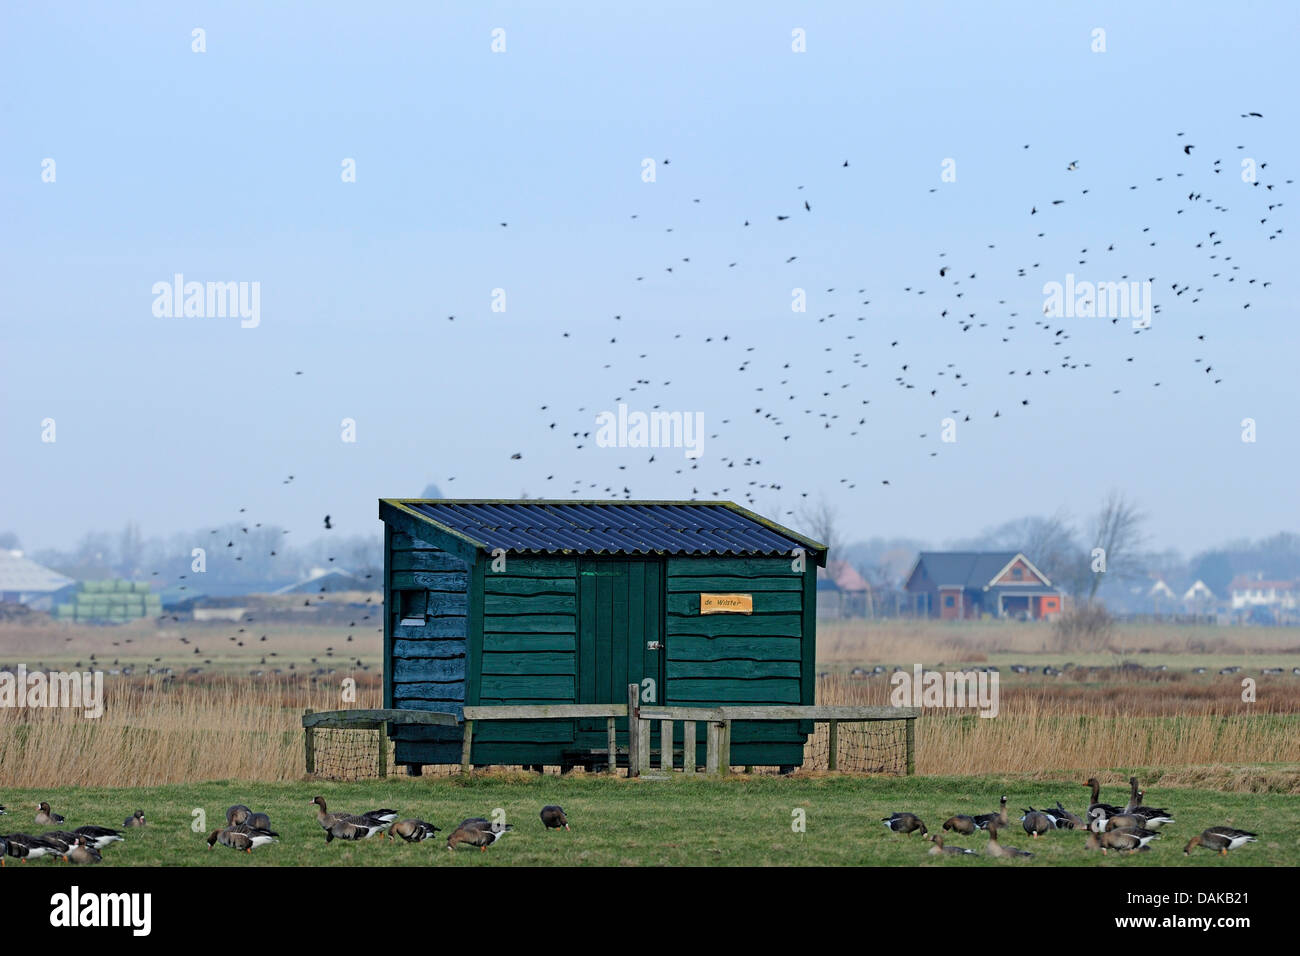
646,641,663,651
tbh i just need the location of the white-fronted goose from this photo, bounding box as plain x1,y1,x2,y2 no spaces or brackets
1020,808,1055,837
66,836,103,865
124,810,146,827
1086,829,1156,854
1126,789,1174,827
208,825,278,853
447,820,513,851
1046,802,1083,830
1090,808,1149,832
985,822,1033,858
541,806,569,831
325,819,386,842
5,833,64,861
881,812,927,835
35,802,65,826
972,795,1009,830
942,815,977,835
927,834,976,856
388,819,441,842
1086,778,1123,817
226,805,253,826
1185,827,1257,856
312,796,397,832
74,825,124,849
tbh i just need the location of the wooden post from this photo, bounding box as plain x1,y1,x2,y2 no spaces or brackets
827,719,838,771
377,720,388,778
682,720,696,775
303,708,315,775
627,684,640,778
720,720,732,776
705,722,720,775
638,714,651,775
460,719,474,774
905,717,916,776
660,719,673,771
606,716,617,775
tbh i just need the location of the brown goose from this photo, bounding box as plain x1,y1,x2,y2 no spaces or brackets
1184,827,1257,856
540,806,569,831
1125,788,1174,827
312,796,397,832
388,819,441,842
881,812,927,835
123,810,146,827
1021,808,1055,837
66,836,103,865
226,805,253,826
1086,829,1156,854
1086,778,1123,817
973,795,1009,831
985,822,1033,858
207,824,278,852
1046,802,1083,830
447,820,514,851
942,815,978,835
35,802,65,826
928,833,976,856
1090,808,1148,832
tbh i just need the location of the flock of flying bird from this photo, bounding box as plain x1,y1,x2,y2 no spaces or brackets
425,112,1291,518
882,775,1257,860
0,796,568,863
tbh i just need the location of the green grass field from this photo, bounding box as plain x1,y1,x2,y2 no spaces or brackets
3,773,1294,866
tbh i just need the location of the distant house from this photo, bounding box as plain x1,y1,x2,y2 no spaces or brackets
904,551,1063,620
0,550,76,609
1181,579,1215,611
1147,577,1178,610
817,559,871,618
1229,575,1298,612
273,566,375,595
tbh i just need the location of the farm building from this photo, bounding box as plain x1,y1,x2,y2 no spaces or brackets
0,550,75,609
904,551,1062,620
377,499,826,771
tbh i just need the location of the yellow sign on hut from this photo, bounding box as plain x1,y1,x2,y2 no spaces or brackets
700,593,753,615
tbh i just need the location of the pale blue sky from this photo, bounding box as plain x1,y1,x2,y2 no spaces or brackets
3,1,1297,556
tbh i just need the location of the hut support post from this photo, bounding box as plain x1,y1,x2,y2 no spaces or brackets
377,720,388,778
721,720,732,775
303,708,315,775
606,716,617,775
705,722,720,775
905,717,916,775
682,720,696,775
460,719,474,774
627,684,640,778
827,719,838,771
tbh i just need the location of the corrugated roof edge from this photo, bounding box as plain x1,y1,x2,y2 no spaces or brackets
378,498,828,566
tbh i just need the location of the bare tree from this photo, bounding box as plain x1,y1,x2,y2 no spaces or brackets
796,497,839,558
1087,491,1146,601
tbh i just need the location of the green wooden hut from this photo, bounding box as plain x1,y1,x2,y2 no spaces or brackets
378,499,827,771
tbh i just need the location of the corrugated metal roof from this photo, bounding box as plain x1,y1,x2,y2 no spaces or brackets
389,500,824,559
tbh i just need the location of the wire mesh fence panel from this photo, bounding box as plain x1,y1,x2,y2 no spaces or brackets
307,728,495,779
803,720,910,774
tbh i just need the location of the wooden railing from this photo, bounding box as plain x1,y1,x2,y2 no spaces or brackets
304,692,919,777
